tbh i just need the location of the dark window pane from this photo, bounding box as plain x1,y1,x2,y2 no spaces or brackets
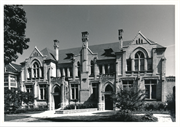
140,59,144,71
40,89,43,99
122,80,127,84
145,85,150,98
127,59,131,71
76,87,78,100
151,80,157,84
145,80,150,84
147,59,152,70
135,59,138,71
72,88,74,99
152,85,156,99
129,80,133,84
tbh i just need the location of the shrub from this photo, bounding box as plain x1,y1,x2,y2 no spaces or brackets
166,93,175,118
4,88,35,114
143,102,166,111
114,88,146,111
64,103,97,110
104,111,157,122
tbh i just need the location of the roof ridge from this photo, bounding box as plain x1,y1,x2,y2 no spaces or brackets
58,40,132,51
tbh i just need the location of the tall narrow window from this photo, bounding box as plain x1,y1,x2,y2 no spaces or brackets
33,62,40,78
147,58,152,71
77,62,80,77
126,59,131,71
134,51,145,71
69,67,73,77
71,84,78,100
39,84,47,100
92,83,98,100
90,61,94,76
145,80,157,99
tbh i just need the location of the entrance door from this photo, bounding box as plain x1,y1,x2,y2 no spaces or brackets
105,85,113,110
105,95,113,110
54,86,61,109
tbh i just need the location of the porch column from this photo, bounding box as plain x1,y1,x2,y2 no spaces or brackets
94,58,98,79
131,59,134,71
39,68,42,78
102,65,105,74
61,84,65,108
108,64,110,74
44,65,47,81
144,58,147,71
34,83,38,108
67,68,70,77
31,68,34,79
57,68,61,77
62,68,65,77
98,82,103,110
72,59,76,80
48,66,53,110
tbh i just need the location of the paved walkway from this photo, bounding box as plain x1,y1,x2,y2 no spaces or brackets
7,110,173,122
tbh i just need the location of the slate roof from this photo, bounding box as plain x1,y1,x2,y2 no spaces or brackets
11,63,22,72
148,39,166,48
41,48,56,61
5,63,21,73
40,39,165,64
57,40,132,63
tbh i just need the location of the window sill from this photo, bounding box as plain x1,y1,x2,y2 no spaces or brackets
37,99,47,101
145,99,157,101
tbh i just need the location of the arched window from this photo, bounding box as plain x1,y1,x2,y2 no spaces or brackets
134,51,144,71
33,62,40,78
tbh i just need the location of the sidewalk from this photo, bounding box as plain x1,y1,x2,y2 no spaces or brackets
31,110,172,122
7,110,173,122
31,110,114,118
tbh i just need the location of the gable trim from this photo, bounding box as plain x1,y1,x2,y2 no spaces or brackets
9,63,18,71
133,31,152,45
30,46,44,58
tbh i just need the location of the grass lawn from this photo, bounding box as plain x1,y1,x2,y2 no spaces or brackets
4,111,44,121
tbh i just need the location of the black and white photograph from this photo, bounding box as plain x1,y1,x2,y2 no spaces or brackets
2,0,179,126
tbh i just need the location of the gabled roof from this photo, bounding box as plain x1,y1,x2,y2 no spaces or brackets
148,39,166,48
5,63,21,73
57,40,132,63
10,63,22,72
41,48,56,61
40,31,165,64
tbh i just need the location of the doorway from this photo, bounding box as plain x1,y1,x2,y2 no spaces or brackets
54,86,61,109
105,84,113,110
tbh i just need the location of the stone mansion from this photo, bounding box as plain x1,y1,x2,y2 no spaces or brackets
4,29,175,110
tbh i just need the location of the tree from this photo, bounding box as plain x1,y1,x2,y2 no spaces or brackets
4,5,30,65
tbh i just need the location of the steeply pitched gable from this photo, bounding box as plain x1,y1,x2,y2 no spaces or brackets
30,46,44,58
41,48,56,61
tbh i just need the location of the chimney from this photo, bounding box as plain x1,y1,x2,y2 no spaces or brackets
118,29,123,50
82,31,89,48
54,40,59,61
81,31,89,72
